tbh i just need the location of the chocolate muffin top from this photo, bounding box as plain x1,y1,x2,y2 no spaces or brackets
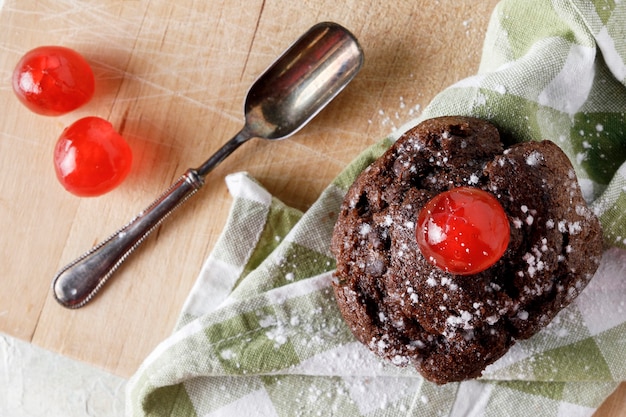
331,116,603,384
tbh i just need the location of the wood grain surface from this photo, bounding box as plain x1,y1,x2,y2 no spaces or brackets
0,1,623,414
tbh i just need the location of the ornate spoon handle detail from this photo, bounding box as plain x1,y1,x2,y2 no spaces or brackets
52,169,203,308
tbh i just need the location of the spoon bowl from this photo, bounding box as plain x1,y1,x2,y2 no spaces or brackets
196,22,363,177
52,22,364,308
245,22,362,139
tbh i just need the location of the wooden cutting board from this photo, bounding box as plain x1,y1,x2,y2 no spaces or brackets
0,1,623,414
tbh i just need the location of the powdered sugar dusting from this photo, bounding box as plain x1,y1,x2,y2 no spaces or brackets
372,97,423,133
426,218,446,245
359,223,372,236
526,151,543,166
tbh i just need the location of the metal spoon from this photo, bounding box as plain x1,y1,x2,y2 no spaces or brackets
52,22,364,308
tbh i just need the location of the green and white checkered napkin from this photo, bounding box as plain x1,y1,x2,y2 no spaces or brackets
127,0,626,415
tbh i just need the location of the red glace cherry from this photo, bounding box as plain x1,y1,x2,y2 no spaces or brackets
416,186,510,275
12,46,95,116
54,117,132,197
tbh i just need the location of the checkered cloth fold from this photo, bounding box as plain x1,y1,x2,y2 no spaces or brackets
127,1,626,415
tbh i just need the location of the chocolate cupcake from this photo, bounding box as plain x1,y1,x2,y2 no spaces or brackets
331,116,603,384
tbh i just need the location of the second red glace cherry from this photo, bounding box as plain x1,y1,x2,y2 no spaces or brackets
416,186,510,275
54,117,132,197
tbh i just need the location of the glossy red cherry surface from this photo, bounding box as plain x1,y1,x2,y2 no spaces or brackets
12,46,95,116
54,117,132,197
416,186,510,275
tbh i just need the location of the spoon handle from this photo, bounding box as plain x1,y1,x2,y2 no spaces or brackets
52,131,251,309
52,169,204,308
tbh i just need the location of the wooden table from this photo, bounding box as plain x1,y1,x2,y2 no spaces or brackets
0,1,623,414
